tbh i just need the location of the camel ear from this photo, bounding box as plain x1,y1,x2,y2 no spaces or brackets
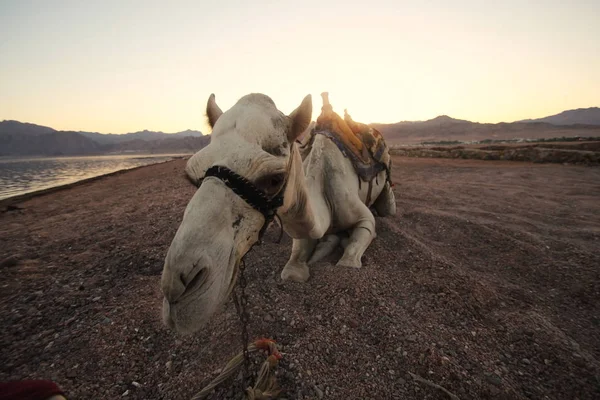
206,93,223,129
287,94,312,142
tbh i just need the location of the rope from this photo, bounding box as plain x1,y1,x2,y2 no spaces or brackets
190,339,282,400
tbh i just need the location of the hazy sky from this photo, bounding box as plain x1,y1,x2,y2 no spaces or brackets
1,0,598,134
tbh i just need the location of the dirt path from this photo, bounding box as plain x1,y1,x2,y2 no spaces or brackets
1,157,599,399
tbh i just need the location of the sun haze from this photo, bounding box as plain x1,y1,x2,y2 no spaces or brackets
0,0,598,135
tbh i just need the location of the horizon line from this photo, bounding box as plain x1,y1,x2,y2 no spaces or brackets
2,104,600,135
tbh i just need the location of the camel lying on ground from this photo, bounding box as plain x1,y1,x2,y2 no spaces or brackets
161,92,396,333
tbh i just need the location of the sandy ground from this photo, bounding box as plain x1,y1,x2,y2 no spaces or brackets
1,157,599,400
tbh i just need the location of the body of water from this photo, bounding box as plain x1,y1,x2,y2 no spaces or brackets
0,154,189,201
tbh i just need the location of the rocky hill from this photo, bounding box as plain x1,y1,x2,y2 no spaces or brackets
519,107,600,126
371,114,600,145
0,120,208,156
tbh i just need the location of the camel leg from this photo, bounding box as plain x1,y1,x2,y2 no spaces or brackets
373,181,397,217
281,238,317,282
308,234,341,264
340,236,350,249
336,207,376,269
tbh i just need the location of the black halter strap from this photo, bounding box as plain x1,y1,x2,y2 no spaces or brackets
202,165,286,242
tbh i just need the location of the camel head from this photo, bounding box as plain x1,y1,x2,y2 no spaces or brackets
161,93,312,334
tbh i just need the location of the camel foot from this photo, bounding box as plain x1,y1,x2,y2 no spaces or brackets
336,255,362,269
281,263,310,282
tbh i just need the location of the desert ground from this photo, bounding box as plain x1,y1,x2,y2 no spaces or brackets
1,157,599,400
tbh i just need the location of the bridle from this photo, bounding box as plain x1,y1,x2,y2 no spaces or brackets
203,165,285,242
197,143,294,244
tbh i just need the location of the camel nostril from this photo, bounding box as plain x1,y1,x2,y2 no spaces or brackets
185,267,208,295
162,257,210,303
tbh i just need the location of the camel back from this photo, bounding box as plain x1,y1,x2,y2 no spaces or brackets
311,94,391,183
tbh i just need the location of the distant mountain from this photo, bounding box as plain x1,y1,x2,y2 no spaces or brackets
79,129,204,145
0,120,56,136
0,120,208,156
372,114,600,145
0,130,103,156
519,107,600,126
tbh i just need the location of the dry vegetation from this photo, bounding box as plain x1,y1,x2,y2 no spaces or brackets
1,157,599,399
391,141,600,165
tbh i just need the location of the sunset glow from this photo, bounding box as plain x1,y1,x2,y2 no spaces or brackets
1,0,598,135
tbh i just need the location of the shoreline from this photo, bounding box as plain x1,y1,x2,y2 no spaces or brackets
0,156,189,208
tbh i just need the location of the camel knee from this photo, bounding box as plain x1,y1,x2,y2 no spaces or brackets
355,217,376,237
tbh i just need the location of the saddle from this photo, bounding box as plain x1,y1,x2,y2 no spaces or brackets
303,92,392,185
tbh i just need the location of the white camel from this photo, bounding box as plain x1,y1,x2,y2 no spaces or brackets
161,93,396,333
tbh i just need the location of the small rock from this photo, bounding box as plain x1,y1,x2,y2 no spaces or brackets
307,343,314,351
313,384,324,399
0,255,19,269
489,386,501,396
264,314,274,322
486,374,502,386
339,298,346,306
122,390,130,396
316,315,322,321
389,370,395,375
407,335,417,342
92,296,102,302
402,351,408,357
573,358,587,368
398,377,406,385
131,381,141,388
521,358,531,365
544,359,551,365
339,325,348,334
165,361,173,370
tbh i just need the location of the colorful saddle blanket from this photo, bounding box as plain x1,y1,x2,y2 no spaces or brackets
311,104,391,183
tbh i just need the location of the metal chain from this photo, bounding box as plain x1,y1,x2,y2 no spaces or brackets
233,216,276,397
233,257,251,395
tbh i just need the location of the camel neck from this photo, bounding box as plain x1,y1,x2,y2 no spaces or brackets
277,144,324,239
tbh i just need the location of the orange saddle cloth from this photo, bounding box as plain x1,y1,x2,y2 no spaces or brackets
311,93,391,183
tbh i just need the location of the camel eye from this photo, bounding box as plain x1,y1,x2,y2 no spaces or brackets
256,173,285,196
